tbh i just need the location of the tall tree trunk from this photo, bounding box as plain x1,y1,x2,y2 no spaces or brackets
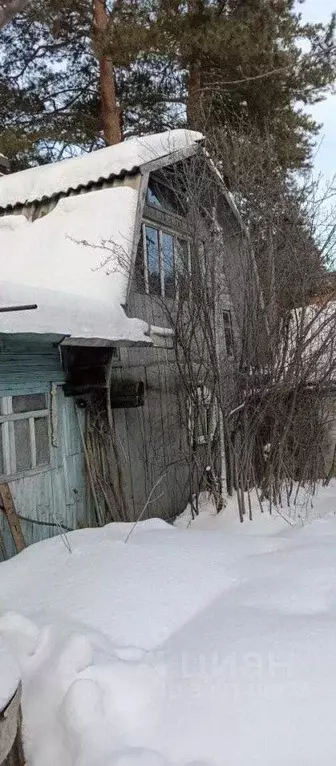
186,0,202,129
93,0,122,145
187,59,202,129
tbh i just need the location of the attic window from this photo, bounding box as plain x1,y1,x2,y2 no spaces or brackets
146,179,183,216
0,394,50,478
138,223,190,298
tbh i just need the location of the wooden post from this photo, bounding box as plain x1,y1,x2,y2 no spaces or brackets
0,484,25,553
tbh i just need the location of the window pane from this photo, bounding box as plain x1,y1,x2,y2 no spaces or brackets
146,185,163,209
162,232,175,298
35,417,50,466
12,394,47,413
146,181,180,214
14,419,31,472
145,226,160,295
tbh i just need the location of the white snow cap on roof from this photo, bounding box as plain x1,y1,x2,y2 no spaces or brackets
0,185,136,305
0,282,150,345
0,129,203,209
0,185,150,344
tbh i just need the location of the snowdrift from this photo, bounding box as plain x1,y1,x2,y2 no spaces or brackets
1,485,336,765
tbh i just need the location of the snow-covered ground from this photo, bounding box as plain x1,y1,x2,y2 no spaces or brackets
1,482,336,765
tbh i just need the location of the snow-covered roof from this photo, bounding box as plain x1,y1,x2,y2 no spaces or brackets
0,185,151,344
0,130,203,209
0,282,150,345
0,185,137,305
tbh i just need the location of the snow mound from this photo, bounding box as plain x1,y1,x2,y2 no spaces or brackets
2,483,336,765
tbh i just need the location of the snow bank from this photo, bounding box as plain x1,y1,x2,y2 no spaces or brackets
1,484,336,765
0,130,203,209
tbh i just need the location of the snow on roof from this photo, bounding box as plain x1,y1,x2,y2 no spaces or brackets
0,282,150,345
0,185,151,344
0,130,203,209
0,185,136,304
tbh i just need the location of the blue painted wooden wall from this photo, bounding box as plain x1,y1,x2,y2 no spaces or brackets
0,336,93,560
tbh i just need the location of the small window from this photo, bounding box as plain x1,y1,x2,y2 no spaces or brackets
146,180,182,215
141,223,190,299
223,310,234,358
0,393,50,477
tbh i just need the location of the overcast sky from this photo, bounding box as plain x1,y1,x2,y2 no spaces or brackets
300,0,336,180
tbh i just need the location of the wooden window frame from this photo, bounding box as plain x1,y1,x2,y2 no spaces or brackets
0,394,51,480
142,220,191,299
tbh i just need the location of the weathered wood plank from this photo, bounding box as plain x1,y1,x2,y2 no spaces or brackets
0,484,26,553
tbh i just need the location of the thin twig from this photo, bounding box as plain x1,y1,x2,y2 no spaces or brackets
124,474,166,543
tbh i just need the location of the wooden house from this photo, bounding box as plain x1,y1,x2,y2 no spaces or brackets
0,130,253,557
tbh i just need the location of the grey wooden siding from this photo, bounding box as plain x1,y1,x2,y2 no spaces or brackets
0,337,64,394
110,348,190,521
107,180,247,522
323,393,336,475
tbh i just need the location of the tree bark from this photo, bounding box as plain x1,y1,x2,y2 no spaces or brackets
187,59,202,129
186,0,202,129
0,0,27,30
93,0,122,145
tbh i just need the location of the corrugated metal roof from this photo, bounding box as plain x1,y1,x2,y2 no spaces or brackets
0,130,203,210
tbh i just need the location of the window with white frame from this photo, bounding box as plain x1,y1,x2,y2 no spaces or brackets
0,394,50,478
139,223,190,298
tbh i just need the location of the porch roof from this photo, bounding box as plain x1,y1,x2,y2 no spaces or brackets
0,282,151,346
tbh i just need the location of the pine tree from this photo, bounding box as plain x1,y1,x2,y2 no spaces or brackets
0,0,335,172
104,0,336,170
